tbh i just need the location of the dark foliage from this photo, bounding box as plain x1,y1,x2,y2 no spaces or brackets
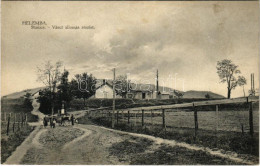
71,73,97,105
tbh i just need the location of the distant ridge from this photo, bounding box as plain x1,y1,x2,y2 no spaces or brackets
183,90,225,99
2,87,225,100
2,87,45,99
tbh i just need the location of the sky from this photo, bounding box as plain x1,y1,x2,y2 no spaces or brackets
1,1,259,98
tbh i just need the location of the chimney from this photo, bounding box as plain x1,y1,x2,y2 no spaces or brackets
156,69,159,95
156,69,159,99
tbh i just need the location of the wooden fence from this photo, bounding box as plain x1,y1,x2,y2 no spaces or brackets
1,112,28,136
87,97,259,138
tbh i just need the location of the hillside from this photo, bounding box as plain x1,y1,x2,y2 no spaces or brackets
2,86,224,100
183,90,225,99
2,87,45,99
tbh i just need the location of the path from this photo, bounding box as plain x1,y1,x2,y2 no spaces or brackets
28,95,45,126
4,123,257,165
4,95,45,164
19,125,127,165
3,96,258,164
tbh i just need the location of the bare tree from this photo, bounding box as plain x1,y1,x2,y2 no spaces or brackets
216,59,246,98
115,75,130,98
237,76,247,97
37,60,63,116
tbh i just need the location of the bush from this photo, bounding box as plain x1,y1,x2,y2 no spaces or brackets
1,125,35,163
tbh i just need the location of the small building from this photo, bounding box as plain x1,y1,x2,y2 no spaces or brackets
161,92,170,99
126,83,175,100
89,79,180,100
90,79,121,99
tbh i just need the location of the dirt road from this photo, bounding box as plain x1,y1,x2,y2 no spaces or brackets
4,123,257,165
4,97,257,165
20,124,127,165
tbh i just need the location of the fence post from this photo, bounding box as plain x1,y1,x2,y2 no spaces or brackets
7,115,10,136
21,113,24,127
162,109,165,128
122,111,124,122
5,112,7,122
25,113,28,128
116,111,119,125
17,113,20,131
128,111,130,124
193,103,198,139
142,109,144,127
215,105,219,133
215,105,219,145
249,102,254,136
13,113,16,133
134,112,137,127
151,110,153,129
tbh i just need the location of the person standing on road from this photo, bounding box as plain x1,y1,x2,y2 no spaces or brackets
71,114,74,126
50,117,54,128
53,118,56,128
43,116,48,128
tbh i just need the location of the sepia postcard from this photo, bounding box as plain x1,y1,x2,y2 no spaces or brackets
1,0,259,165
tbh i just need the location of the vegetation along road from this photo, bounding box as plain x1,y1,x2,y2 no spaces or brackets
4,123,258,164
3,97,258,165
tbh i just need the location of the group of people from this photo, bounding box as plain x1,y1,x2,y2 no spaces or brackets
43,114,75,128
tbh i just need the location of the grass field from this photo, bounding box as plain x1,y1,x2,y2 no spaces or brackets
85,116,259,157
109,139,241,165
138,109,259,133
1,98,38,163
89,103,259,133
79,102,259,157
69,98,222,111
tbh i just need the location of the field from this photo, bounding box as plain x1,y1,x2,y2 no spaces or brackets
69,98,220,111
139,109,259,133
80,102,259,157
1,98,38,163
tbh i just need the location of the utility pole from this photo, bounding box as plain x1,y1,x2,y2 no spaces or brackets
112,68,116,128
251,73,255,96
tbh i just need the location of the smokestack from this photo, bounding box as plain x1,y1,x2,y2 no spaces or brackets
253,73,254,91
251,73,253,92
156,69,159,93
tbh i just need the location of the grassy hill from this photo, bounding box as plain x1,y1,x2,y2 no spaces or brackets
183,90,225,99
2,86,225,100
2,87,45,99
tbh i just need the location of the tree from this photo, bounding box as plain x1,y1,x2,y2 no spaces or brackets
205,93,211,99
37,61,63,115
37,89,52,114
216,59,247,98
237,76,247,97
173,90,183,99
248,89,255,96
57,70,74,109
115,75,130,98
23,92,33,108
72,73,97,106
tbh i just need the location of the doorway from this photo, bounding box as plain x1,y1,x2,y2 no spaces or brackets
142,92,146,99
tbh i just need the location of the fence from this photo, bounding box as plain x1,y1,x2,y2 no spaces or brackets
86,97,259,139
1,112,29,136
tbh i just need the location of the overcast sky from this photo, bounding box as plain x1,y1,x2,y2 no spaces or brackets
1,1,259,98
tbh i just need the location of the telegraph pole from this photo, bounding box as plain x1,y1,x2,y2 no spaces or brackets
251,73,255,96
112,68,116,128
